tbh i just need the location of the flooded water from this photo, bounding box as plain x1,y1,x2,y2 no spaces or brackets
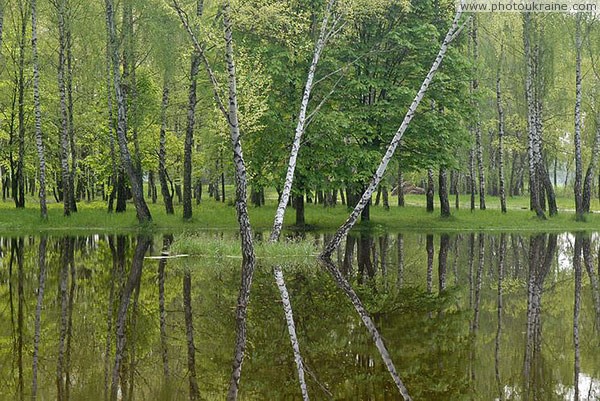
0,231,598,400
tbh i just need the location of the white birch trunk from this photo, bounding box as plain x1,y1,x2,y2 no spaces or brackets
317,8,468,401
222,6,257,401
31,0,47,220
320,9,467,259
574,14,583,219
267,2,339,399
496,45,507,214
269,0,337,242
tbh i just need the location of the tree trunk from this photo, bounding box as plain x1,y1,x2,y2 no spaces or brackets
183,53,201,220
294,193,305,226
31,0,48,219
426,168,434,212
471,16,485,210
439,168,450,217
397,166,404,207
574,14,584,220
105,0,152,223
57,0,72,216
318,9,466,401
382,185,389,210
221,7,257,400
469,148,476,211
15,3,27,209
583,120,600,212
67,26,77,213
496,47,507,214
158,81,174,215
523,13,545,219
268,0,336,242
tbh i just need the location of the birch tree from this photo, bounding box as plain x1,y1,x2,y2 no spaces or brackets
31,0,47,220
105,0,152,223
318,8,470,401
57,0,73,216
265,1,340,398
574,13,583,220
496,42,507,213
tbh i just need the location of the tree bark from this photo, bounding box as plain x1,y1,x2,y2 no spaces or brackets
67,25,77,213
574,14,584,220
397,166,404,207
471,16,485,210
496,45,507,214
105,15,118,214
269,0,337,241
183,51,201,219
15,3,27,209
105,0,152,223
294,192,305,226
31,0,48,220
221,7,257,400
57,0,72,216
159,81,174,215
523,13,545,219
439,168,450,217
426,168,434,212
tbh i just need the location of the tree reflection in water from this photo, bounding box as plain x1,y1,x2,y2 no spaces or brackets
0,232,598,400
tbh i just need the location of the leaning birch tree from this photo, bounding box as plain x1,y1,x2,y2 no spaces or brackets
318,8,470,401
267,1,341,399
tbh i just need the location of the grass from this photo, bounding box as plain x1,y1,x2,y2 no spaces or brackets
4,191,600,235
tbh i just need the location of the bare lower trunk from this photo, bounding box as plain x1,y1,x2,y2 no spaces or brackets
183,54,201,220
158,81,174,215
397,166,404,207
426,168,434,212
574,14,583,220
496,50,507,214
469,148,476,211
31,0,47,220
439,168,450,217
57,0,71,217
523,13,545,219
582,121,600,212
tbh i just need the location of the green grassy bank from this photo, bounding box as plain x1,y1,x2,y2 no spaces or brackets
3,192,600,235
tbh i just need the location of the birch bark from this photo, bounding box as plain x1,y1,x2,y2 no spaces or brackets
31,0,47,219
574,14,584,220
317,8,468,401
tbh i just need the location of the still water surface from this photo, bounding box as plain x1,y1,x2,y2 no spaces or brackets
0,232,598,400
